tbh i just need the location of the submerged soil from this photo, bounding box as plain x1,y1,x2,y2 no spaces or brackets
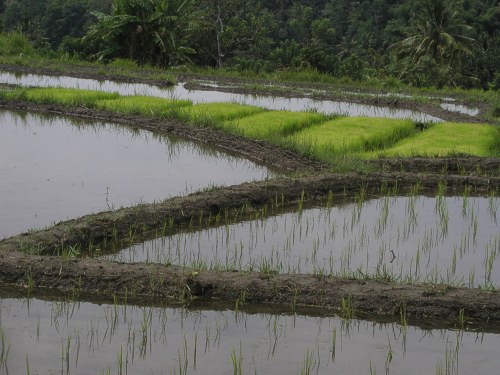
1,66,500,324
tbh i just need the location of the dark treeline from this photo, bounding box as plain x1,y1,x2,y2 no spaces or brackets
0,0,499,89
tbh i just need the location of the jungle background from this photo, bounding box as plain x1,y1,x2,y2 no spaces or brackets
0,0,498,90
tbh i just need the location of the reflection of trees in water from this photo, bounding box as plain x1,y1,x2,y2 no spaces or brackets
1,108,269,177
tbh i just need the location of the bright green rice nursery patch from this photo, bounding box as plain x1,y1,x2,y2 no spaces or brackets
1,86,499,162
286,116,416,161
95,95,192,117
221,110,327,139
2,87,120,106
372,122,500,158
181,102,265,124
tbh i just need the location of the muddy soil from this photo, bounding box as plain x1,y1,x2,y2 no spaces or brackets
1,169,499,323
1,68,500,324
2,250,500,324
1,171,498,255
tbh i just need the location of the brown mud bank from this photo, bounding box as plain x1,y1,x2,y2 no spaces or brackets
1,172,500,323
1,172,498,255
1,250,500,325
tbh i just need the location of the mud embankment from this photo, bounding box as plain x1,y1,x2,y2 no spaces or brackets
1,172,499,323
2,249,500,324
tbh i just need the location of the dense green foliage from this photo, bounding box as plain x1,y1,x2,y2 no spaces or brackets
0,0,498,89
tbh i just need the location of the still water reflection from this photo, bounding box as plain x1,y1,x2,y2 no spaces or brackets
0,71,441,121
0,110,276,238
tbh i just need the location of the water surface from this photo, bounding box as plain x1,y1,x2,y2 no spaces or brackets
0,71,441,121
105,195,500,287
0,110,276,239
0,292,499,375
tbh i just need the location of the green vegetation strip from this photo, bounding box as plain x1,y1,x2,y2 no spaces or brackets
95,95,191,117
1,86,499,160
180,102,265,123
288,117,416,162
221,110,327,139
372,122,500,158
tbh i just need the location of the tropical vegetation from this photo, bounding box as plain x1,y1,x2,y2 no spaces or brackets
0,0,498,90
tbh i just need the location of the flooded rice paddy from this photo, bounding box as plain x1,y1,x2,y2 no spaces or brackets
0,109,276,239
1,69,498,374
0,71,441,122
1,291,499,375
104,193,500,288
440,103,480,117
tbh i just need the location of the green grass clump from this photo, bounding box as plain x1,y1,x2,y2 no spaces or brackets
372,122,500,158
96,95,192,117
287,117,416,160
222,110,327,139
181,102,265,125
23,87,120,106
0,32,35,57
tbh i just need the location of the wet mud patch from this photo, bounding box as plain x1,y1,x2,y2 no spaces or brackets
1,249,500,324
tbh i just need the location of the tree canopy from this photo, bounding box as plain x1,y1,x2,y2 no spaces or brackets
1,0,498,89
83,0,203,66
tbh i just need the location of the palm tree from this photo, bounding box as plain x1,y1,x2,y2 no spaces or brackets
391,0,473,66
85,0,203,67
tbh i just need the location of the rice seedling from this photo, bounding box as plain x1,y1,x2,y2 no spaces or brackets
26,353,31,375
457,308,467,329
385,336,393,374
25,87,120,107
299,349,316,375
0,326,10,367
96,95,191,118
289,117,416,160
230,344,243,375
489,190,498,223
377,122,500,158
222,110,327,140
340,295,355,320
181,102,265,125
